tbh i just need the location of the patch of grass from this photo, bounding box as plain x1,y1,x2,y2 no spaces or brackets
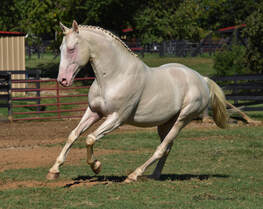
26,53,60,78
142,53,215,76
27,53,214,78
247,111,263,121
1,126,263,208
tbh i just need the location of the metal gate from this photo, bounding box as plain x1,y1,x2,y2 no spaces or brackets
0,71,94,121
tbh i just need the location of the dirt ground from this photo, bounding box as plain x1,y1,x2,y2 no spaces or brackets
0,119,237,190
0,119,154,170
0,119,154,189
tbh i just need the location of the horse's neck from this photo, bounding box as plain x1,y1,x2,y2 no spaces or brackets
84,30,145,86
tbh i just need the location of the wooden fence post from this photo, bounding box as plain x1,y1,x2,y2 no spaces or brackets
7,72,12,122
56,81,61,119
159,41,165,57
35,70,41,112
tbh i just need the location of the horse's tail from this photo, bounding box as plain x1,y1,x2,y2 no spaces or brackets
204,77,228,128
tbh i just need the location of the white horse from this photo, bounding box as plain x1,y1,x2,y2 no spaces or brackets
47,20,228,182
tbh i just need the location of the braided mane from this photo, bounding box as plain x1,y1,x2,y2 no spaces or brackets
79,25,137,57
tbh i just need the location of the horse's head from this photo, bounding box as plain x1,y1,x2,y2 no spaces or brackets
57,20,90,87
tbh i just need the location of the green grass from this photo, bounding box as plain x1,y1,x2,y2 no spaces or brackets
26,52,215,76
0,126,263,208
142,53,215,76
26,53,60,70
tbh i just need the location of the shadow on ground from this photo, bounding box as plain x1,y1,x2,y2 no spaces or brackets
64,173,229,188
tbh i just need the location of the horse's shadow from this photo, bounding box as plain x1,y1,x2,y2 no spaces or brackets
63,173,229,188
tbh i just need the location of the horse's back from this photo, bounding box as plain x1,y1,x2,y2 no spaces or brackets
162,63,209,99
129,63,209,127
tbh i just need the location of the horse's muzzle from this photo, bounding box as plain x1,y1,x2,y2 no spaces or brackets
58,78,69,87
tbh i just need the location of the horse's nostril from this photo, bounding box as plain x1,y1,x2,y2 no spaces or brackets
60,78,67,86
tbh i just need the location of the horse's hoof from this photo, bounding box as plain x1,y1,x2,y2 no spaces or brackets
46,172,60,180
124,173,138,183
124,177,136,183
91,160,102,174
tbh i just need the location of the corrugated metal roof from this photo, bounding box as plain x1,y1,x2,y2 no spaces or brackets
218,24,246,32
122,28,133,33
0,31,26,36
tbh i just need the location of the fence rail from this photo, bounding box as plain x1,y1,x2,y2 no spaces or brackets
212,74,263,111
11,77,94,121
0,71,94,121
0,72,262,122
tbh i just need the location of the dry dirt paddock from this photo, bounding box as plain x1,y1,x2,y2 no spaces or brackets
0,119,229,190
0,119,152,171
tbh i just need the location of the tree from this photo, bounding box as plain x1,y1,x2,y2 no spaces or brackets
80,0,141,31
196,0,262,30
243,2,263,74
0,0,23,31
172,0,205,41
134,0,183,44
133,0,262,44
1,0,261,53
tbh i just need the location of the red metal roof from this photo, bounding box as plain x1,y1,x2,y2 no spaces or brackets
218,24,246,32
0,31,26,36
122,28,133,33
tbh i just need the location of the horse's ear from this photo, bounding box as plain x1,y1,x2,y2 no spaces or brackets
72,20,79,33
60,22,69,34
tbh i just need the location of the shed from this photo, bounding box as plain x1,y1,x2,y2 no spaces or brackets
0,31,26,91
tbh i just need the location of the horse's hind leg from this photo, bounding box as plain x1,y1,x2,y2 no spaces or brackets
150,120,176,180
124,101,204,183
125,118,187,183
47,107,101,180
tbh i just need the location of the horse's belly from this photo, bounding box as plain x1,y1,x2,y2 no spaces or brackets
128,102,181,127
127,71,184,127
128,111,179,127
128,94,182,127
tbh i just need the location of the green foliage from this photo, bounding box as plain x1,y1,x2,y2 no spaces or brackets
214,44,247,76
133,0,261,44
243,3,263,74
172,0,205,41
196,0,261,31
0,0,262,53
0,0,20,31
134,0,183,44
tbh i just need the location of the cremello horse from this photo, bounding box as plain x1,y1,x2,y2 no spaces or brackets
47,20,228,182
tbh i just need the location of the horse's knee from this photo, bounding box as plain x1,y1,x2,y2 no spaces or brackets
86,134,96,146
68,131,77,143
153,147,166,159
154,142,173,159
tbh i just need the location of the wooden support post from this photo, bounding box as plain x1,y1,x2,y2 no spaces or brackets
36,70,41,112
7,72,12,122
56,81,61,119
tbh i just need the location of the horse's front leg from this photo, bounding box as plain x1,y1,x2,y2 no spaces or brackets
46,107,101,180
85,112,121,174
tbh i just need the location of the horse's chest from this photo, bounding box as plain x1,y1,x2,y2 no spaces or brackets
88,83,108,115
88,78,143,116
87,85,129,116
